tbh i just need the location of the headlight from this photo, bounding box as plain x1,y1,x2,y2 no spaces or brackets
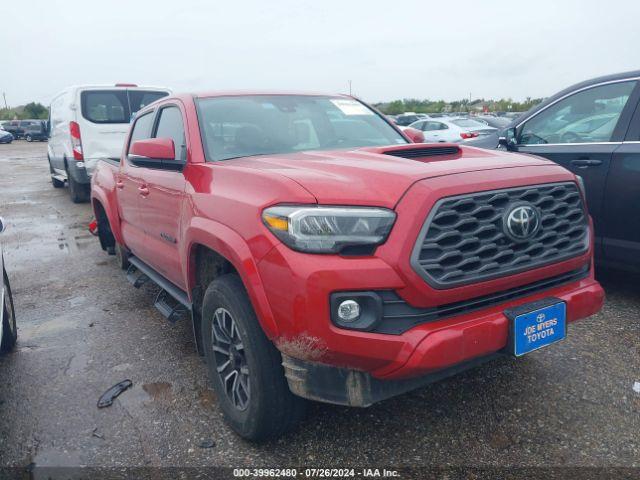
262,205,396,254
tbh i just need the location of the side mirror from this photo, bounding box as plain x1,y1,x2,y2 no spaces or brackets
0,217,5,234
403,127,425,143
128,138,184,170
498,127,517,151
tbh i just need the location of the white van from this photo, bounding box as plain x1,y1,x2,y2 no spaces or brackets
48,84,171,202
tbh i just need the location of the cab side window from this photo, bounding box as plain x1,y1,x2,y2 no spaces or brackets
127,112,155,157
154,107,186,161
518,81,636,145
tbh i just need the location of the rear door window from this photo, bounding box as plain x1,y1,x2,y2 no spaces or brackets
81,90,169,124
127,112,155,155
154,106,186,160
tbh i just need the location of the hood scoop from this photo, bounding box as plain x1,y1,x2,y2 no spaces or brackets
381,145,462,160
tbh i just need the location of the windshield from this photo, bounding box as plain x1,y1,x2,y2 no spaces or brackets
196,95,407,161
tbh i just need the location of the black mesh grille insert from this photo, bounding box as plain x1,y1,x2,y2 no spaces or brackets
411,182,589,289
373,265,589,334
383,146,460,159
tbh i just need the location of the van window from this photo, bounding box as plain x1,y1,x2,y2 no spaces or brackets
82,91,128,123
129,91,167,116
81,90,169,124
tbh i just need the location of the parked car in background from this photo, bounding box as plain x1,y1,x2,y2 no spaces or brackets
23,120,48,142
0,218,17,355
409,117,497,142
0,130,13,144
395,113,428,126
473,115,512,129
498,70,640,272
92,91,603,441
48,84,171,203
3,119,41,139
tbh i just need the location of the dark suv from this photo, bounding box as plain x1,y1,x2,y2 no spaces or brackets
3,120,42,140
23,121,48,142
495,70,640,272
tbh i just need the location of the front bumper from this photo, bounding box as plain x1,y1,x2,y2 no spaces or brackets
256,168,604,388
258,244,603,381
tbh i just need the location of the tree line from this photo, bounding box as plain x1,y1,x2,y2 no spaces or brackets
0,102,49,121
374,97,544,115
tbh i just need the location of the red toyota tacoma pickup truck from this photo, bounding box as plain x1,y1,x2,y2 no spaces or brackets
91,92,604,440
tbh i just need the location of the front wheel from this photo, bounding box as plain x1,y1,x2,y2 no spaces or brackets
1,270,17,353
25,134,32,142
201,274,305,441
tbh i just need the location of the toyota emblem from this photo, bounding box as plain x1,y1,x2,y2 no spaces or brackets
504,204,540,241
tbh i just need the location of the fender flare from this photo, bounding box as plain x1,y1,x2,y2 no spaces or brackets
182,217,279,339
91,185,124,246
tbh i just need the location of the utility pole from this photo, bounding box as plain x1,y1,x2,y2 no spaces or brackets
2,93,7,110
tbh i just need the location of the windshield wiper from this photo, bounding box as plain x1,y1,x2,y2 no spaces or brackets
221,152,282,161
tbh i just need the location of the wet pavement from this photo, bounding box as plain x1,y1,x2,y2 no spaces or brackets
0,141,638,471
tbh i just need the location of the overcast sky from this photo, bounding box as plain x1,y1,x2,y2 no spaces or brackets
2,0,639,107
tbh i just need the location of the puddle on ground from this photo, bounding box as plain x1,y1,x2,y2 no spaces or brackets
65,352,89,377
142,382,173,400
68,296,87,307
4,232,96,264
112,363,132,372
20,317,78,341
116,382,174,409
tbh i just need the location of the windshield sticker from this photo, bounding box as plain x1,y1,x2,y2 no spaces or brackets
330,99,373,116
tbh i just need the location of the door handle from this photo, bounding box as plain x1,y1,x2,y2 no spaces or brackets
570,159,602,167
116,180,124,189
138,185,150,197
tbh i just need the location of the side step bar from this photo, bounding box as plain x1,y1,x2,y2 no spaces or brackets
126,256,192,324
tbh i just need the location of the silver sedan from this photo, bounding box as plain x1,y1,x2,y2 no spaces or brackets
409,117,497,143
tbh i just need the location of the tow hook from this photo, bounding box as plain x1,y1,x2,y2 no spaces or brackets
88,218,98,236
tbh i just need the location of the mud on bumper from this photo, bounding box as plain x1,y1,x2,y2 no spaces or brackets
282,353,500,407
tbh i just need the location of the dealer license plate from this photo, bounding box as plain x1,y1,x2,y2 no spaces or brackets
510,301,567,357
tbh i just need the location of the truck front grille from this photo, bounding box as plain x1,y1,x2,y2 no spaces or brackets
411,182,589,289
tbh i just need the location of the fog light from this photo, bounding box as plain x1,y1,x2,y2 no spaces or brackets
337,300,360,322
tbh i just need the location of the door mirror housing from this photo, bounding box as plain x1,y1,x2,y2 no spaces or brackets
498,127,517,151
128,138,185,170
402,127,425,143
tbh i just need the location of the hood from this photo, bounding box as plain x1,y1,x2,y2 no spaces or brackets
227,145,556,208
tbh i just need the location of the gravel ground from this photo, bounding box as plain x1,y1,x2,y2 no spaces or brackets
0,141,638,475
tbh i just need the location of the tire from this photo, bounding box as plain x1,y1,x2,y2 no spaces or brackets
1,269,17,354
201,274,305,441
25,135,32,142
68,173,89,203
116,244,130,270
